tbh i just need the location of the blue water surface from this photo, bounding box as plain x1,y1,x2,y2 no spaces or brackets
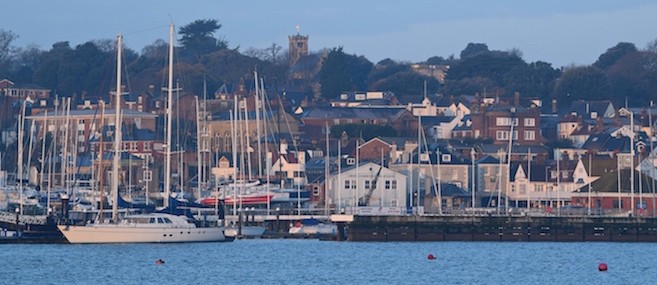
1,240,655,285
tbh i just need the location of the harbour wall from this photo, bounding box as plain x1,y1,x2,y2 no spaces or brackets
347,215,657,242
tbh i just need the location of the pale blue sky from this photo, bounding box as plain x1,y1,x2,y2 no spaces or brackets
4,0,657,67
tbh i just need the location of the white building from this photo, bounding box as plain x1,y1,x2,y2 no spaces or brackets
210,156,236,183
268,151,307,187
327,162,407,211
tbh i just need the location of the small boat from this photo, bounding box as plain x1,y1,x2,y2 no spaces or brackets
288,219,337,235
224,225,266,238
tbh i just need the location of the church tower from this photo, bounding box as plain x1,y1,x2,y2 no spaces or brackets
288,25,308,66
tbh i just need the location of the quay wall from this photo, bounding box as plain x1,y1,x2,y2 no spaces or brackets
347,215,657,242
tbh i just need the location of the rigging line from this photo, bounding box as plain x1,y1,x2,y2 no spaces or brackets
120,45,132,95
420,120,439,198
71,106,101,190
261,86,282,158
123,25,169,37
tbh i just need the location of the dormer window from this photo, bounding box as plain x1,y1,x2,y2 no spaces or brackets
347,158,356,165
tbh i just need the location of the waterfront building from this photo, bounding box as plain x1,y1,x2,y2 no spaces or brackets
326,162,407,212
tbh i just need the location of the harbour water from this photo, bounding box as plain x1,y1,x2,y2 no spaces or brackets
1,239,655,284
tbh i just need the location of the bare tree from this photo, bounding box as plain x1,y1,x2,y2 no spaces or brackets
265,43,283,64
243,47,267,61
0,29,18,64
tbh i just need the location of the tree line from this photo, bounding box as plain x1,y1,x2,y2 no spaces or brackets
2,19,657,109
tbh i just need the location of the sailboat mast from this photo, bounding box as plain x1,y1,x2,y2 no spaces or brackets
164,23,174,207
39,111,47,212
254,71,262,178
98,103,105,220
196,96,202,201
325,122,329,215
17,100,25,215
112,33,123,222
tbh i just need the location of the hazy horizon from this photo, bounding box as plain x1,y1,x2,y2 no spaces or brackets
5,0,657,67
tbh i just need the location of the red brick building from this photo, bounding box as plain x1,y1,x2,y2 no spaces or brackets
471,104,544,145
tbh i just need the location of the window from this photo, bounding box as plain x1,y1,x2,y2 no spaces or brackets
496,117,518,126
143,170,152,181
364,180,371,189
524,118,535,127
496,117,511,126
524,130,535,140
344,180,350,189
385,180,391,190
392,180,397,189
496,131,509,140
351,180,356,189
347,158,356,165
613,200,623,209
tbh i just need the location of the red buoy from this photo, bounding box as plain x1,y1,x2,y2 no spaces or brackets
427,254,436,260
598,263,607,272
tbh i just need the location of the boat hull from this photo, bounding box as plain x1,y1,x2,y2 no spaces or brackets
224,225,266,238
57,224,226,243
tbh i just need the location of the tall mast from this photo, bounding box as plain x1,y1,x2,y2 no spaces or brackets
325,122,329,215
195,96,201,202
112,33,123,222
164,23,174,207
39,111,47,212
17,100,26,215
98,103,105,220
254,71,262,178
631,111,635,213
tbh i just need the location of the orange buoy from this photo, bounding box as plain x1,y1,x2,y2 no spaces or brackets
598,263,607,272
427,254,436,260
155,259,165,265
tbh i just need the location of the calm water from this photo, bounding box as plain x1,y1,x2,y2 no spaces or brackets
1,239,656,284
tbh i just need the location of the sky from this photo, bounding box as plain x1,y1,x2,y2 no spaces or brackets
4,0,657,68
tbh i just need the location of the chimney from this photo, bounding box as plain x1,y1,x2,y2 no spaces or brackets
298,151,306,164
280,139,288,154
552,99,558,114
514,92,520,106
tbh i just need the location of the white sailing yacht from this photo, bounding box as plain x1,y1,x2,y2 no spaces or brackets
57,24,226,243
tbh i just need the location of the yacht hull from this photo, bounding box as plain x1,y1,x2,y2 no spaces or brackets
57,224,226,243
